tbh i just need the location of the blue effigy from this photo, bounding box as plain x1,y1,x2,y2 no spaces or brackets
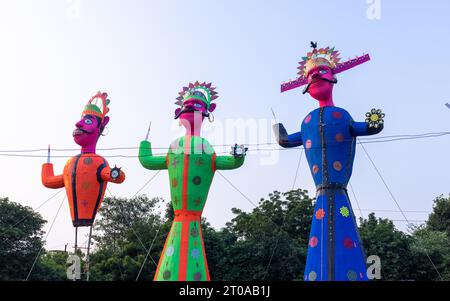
274,43,385,281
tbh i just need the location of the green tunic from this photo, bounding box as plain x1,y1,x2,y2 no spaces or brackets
139,135,244,281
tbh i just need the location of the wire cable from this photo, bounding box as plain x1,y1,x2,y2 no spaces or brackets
358,138,444,281
25,195,66,281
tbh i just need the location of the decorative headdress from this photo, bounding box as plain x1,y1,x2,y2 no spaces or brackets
175,81,218,110
281,42,371,93
82,91,110,122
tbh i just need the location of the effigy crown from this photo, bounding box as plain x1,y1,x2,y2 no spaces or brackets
174,81,218,110
281,42,371,93
82,91,110,122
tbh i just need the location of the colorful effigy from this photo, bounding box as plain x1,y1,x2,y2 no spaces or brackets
41,92,125,253
139,82,247,281
274,42,385,281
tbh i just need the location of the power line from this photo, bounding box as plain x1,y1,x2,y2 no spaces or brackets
358,139,444,281
0,131,448,158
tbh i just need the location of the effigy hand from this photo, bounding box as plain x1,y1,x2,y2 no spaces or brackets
365,108,385,129
230,144,248,158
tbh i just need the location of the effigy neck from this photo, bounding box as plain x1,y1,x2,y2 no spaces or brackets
318,99,335,107
81,145,97,154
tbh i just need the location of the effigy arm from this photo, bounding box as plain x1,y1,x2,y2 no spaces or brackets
41,163,64,189
272,123,303,148
139,140,168,170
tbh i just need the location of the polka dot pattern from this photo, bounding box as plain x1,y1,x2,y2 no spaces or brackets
194,272,202,281
309,236,318,248
312,165,319,174
304,115,312,124
340,206,350,218
315,209,325,220
333,161,342,171
336,133,345,142
343,238,355,249
191,248,200,259
332,111,342,119
347,270,357,281
171,178,178,188
192,176,202,185
166,246,174,257
83,157,93,165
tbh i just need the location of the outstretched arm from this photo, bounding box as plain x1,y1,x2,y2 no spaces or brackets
41,163,64,189
100,166,125,184
139,140,168,170
214,155,245,170
272,123,303,148
214,144,247,170
352,109,385,137
351,121,383,137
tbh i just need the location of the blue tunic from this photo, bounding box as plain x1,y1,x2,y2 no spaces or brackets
278,106,382,281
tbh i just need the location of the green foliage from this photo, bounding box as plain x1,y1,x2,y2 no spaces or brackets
30,251,69,281
359,213,413,280
426,194,450,235
0,197,46,281
212,189,314,281
1,190,450,281
408,227,450,281
89,195,170,281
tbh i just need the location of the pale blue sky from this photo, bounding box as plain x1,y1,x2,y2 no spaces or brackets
0,0,449,250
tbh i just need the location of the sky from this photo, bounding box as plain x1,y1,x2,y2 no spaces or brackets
0,0,449,252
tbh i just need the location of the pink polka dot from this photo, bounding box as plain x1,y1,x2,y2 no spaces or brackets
309,236,318,248
343,237,354,249
305,140,312,150
304,115,312,124
336,133,344,142
332,111,342,119
312,165,319,174
333,161,342,171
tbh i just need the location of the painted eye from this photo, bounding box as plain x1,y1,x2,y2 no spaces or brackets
193,103,202,108
84,118,93,125
319,69,328,75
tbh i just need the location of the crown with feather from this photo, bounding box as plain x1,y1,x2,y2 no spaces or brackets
82,91,110,122
175,81,218,110
281,42,371,93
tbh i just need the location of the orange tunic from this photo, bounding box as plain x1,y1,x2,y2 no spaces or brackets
42,154,125,227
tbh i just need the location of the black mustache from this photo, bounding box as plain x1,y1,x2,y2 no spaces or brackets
174,107,209,119
302,77,338,94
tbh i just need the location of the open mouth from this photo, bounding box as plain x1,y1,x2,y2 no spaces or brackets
72,129,89,136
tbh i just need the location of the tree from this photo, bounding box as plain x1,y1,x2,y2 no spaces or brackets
426,194,450,236
214,189,314,281
30,251,69,281
409,227,450,281
0,197,46,281
358,213,413,280
89,195,169,281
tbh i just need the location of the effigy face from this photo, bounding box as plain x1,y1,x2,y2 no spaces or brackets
306,65,335,102
42,91,125,228
73,115,103,148
276,43,384,281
